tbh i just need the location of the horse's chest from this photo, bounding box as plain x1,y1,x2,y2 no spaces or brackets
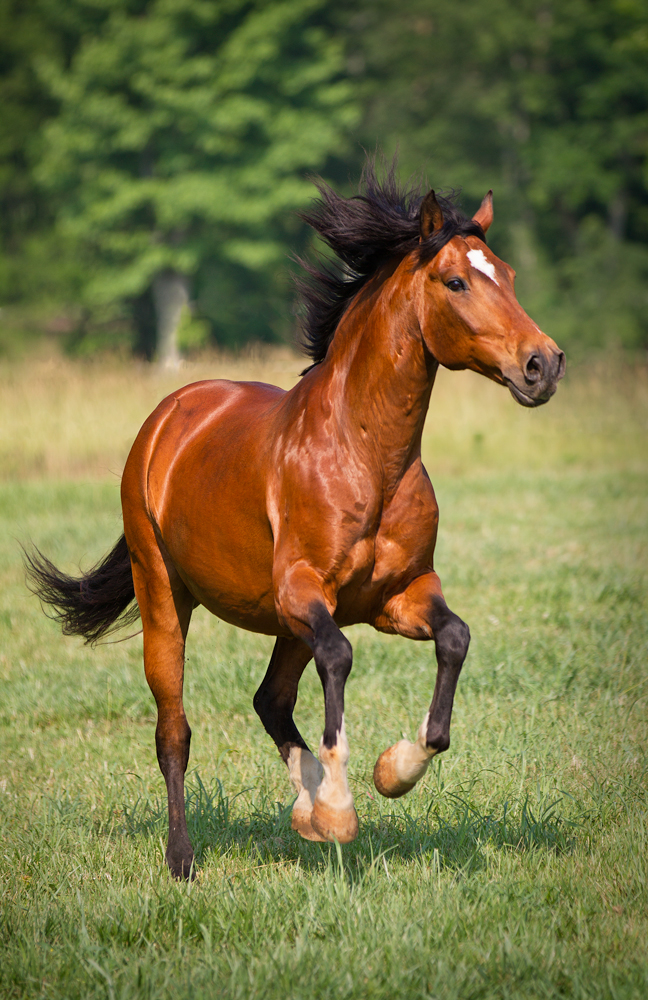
338,485,439,598
372,485,439,578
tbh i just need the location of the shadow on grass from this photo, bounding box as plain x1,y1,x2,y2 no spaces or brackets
116,771,580,877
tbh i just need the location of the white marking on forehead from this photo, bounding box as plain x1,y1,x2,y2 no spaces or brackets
467,248,499,286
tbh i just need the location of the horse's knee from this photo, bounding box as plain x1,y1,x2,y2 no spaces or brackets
328,638,353,681
440,615,470,662
432,598,470,664
314,630,352,685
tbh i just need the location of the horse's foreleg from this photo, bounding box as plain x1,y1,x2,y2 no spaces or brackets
310,608,358,843
373,573,470,798
276,576,358,843
128,537,195,878
253,637,325,841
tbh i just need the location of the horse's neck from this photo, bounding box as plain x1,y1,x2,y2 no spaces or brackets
314,267,437,490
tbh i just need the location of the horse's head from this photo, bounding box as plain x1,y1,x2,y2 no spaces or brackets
415,191,565,406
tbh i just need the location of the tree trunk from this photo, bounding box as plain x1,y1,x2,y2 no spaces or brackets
152,270,189,370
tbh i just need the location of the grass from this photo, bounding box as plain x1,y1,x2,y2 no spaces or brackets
0,349,647,998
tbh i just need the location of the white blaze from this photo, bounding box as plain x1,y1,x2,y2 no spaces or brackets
467,248,499,286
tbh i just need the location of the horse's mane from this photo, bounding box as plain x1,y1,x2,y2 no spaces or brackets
297,161,486,373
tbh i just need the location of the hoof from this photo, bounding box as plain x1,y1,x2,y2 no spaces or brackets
166,845,195,880
291,807,327,842
373,741,429,799
310,799,359,843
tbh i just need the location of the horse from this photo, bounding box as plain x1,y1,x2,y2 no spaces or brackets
26,166,565,878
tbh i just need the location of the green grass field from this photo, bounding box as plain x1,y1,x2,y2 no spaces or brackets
1,352,647,999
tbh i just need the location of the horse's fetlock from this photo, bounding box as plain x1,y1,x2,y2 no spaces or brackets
427,730,450,754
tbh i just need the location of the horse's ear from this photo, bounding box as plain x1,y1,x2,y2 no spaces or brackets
419,190,444,240
472,191,493,234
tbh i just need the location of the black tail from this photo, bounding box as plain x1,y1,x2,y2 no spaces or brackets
24,534,139,645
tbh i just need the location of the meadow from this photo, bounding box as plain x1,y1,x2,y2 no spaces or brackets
0,349,646,999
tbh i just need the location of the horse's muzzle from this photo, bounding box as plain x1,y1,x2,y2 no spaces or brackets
506,349,566,408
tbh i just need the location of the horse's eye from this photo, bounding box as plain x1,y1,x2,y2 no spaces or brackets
446,278,466,292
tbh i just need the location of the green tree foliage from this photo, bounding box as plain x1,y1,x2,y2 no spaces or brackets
34,0,357,358
0,0,57,303
1,0,647,355
351,0,648,350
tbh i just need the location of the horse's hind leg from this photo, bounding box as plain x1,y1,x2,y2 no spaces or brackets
127,533,195,878
253,638,326,842
373,573,470,798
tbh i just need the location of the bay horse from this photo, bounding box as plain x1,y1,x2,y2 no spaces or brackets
27,168,565,878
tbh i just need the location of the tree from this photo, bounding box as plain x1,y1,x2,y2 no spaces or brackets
349,0,648,350
4,0,647,356
36,0,358,362
0,0,58,307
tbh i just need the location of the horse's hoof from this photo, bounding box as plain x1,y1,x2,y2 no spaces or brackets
373,744,418,799
310,800,359,843
165,837,196,881
166,847,196,880
291,807,327,842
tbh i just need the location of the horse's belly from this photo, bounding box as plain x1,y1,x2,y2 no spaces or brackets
163,507,282,635
184,576,284,636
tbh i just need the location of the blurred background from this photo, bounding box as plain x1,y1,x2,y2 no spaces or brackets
1,0,647,365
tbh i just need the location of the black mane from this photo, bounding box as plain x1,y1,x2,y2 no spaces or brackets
297,161,486,372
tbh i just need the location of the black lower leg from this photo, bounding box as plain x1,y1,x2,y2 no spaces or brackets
310,608,353,749
156,716,194,879
425,595,470,753
253,637,312,762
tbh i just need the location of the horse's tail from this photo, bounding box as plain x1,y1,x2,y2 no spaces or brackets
24,534,139,645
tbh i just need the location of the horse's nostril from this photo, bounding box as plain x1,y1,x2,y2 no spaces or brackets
556,351,566,379
525,354,543,384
